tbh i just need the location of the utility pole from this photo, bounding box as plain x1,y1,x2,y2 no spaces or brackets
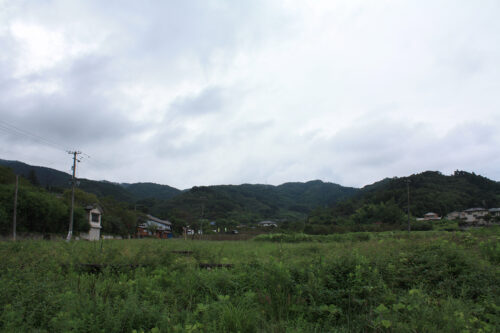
406,179,411,233
66,151,81,242
13,175,18,241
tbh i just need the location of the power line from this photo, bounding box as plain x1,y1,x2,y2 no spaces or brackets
0,119,69,152
0,119,94,180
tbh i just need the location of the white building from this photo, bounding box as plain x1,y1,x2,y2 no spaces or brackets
81,205,103,241
257,220,278,227
489,208,500,217
461,208,488,223
423,212,441,220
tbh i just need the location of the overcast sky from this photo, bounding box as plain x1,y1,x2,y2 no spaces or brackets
1,0,499,189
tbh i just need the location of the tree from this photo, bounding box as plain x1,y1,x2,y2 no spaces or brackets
27,169,39,186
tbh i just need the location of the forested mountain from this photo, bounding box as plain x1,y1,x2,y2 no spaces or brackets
0,159,358,225
121,182,181,201
2,158,500,236
0,159,70,189
0,165,141,236
0,159,180,203
308,171,500,231
148,181,358,225
358,170,500,216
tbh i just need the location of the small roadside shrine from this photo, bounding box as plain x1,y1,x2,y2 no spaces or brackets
82,204,103,241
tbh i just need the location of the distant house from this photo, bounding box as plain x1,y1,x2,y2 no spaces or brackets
81,205,103,241
423,212,441,221
257,220,278,228
461,208,488,223
137,214,173,239
489,208,500,217
446,211,461,220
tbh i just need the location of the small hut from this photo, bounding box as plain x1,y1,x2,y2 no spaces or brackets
82,204,103,241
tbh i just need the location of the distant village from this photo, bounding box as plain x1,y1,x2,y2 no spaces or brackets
76,202,500,241
418,207,500,226
78,205,279,241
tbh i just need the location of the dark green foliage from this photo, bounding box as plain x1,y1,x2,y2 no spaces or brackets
27,169,40,186
308,170,500,231
356,170,500,217
151,180,358,225
0,159,179,203
121,182,181,201
350,199,406,224
0,183,87,235
0,159,71,189
0,166,138,236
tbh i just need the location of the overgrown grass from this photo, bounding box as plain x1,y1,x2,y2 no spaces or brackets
0,228,499,332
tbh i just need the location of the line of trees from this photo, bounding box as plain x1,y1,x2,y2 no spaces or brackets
0,166,141,237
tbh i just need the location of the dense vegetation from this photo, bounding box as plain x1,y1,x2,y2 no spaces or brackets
0,160,357,226
148,181,357,228
0,166,88,235
2,159,500,236
0,229,498,332
306,171,500,234
122,182,182,201
0,166,141,237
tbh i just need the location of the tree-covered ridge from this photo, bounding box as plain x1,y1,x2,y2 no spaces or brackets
147,181,358,227
121,182,181,201
0,165,141,236
0,159,180,203
308,170,500,229
3,158,500,236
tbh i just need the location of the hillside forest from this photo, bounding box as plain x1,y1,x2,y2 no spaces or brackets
0,159,499,237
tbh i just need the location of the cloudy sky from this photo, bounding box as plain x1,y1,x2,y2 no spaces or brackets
0,0,499,189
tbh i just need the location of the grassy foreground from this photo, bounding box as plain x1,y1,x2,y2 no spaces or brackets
0,229,499,332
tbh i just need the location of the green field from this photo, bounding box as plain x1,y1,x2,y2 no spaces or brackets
1,229,499,332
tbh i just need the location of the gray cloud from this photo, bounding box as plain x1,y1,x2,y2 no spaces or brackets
169,87,225,117
0,1,499,188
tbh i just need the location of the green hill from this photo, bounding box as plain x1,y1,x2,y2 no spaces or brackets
3,158,499,235
149,180,358,225
307,170,500,231
0,165,141,236
121,182,181,201
0,159,180,203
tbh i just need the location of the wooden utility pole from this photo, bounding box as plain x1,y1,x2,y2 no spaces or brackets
13,175,18,241
66,151,81,242
406,179,411,233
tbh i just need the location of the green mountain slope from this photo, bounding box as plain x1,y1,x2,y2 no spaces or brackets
311,170,500,226
121,182,181,201
0,159,180,203
0,165,141,236
150,181,359,224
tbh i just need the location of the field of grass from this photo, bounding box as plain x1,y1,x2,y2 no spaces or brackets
0,228,499,332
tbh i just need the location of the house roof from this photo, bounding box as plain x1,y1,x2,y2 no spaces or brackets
85,204,103,213
146,214,172,226
464,207,487,212
489,208,500,212
424,212,438,216
257,220,277,225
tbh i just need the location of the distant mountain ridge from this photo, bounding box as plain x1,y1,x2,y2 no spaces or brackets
326,170,500,219
148,180,359,223
0,159,181,202
3,159,499,225
121,182,182,201
0,159,357,220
